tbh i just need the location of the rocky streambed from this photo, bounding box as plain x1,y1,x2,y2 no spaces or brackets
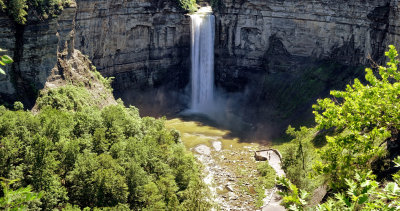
165,118,286,210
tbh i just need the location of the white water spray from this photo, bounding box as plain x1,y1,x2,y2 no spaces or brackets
190,7,215,113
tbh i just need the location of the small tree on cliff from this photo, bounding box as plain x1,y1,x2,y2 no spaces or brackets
0,48,13,75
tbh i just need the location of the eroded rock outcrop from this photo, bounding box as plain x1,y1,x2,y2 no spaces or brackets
32,49,117,112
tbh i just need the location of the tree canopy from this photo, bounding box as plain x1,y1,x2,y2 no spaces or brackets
0,87,211,210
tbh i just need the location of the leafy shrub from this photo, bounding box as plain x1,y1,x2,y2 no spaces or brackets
0,178,42,210
13,101,23,110
279,165,400,211
313,45,400,191
0,48,13,75
279,126,324,192
91,66,114,92
277,176,309,210
36,85,95,111
176,0,197,13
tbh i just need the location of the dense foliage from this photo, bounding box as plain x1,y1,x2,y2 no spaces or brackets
0,0,70,24
36,85,96,112
279,127,323,192
0,88,211,210
277,45,400,210
313,45,400,191
176,0,197,13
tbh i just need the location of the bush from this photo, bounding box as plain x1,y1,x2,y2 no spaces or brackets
176,0,197,13
36,85,95,111
312,45,400,191
279,126,324,192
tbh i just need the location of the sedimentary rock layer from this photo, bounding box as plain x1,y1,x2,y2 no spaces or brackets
214,0,396,89
74,0,191,90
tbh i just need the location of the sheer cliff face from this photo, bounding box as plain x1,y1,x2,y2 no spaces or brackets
74,0,191,91
0,5,76,105
0,0,190,105
214,0,395,90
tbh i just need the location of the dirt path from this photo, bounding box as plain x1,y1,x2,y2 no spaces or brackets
258,150,286,211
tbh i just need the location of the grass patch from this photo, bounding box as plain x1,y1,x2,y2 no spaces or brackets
255,161,276,207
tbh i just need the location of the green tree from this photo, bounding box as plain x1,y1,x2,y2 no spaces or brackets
313,45,400,191
276,46,400,209
5,0,27,24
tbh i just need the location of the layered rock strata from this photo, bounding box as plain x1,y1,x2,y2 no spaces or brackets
1,0,400,115
74,0,191,91
0,3,76,105
0,0,190,106
214,0,395,90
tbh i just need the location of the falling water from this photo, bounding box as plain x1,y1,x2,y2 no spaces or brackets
190,7,215,113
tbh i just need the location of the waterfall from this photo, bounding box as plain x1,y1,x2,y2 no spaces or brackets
190,7,215,113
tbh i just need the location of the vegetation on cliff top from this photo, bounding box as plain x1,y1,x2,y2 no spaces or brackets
0,0,71,24
176,0,197,13
277,46,400,210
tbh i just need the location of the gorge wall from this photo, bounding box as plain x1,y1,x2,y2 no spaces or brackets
0,0,190,107
74,0,191,92
0,3,76,106
210,0,400,130
1,0,400,120
214,0,398,90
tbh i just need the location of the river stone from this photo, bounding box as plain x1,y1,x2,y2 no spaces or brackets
194,145,211,155
225,184,234,192
212,141,222,151
254,150,270,161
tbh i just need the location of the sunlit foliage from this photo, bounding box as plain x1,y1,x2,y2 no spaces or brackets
0,0,70,24
277,46,400,210
0,91,211,210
